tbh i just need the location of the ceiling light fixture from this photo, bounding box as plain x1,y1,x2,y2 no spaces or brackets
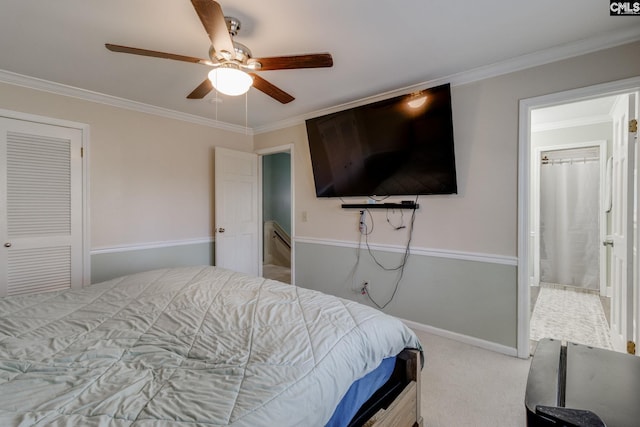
407,95,427,109
208,65,253,96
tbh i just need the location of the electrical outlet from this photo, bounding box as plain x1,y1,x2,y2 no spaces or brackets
360,281,369,295
358,210,365,232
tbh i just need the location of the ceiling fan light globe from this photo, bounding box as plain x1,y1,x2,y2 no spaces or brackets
208,67,253,96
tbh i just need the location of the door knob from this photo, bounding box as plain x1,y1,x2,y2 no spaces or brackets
218,228,225,233
603,239,614,247
4,242,11,248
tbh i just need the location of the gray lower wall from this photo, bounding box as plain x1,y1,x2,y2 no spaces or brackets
90,239,517,349
91,241,214,284
295,241,517,349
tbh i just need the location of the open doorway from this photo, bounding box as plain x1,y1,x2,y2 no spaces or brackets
260,147,293,284
518,79,640,358
529,125,611,352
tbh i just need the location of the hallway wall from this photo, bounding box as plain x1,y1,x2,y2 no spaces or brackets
263,152,292,235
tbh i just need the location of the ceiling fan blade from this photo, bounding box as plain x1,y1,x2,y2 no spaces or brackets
187,79,214,99
191,0,235,58
105,43,212,65
249,73,294,104
251,53,333,71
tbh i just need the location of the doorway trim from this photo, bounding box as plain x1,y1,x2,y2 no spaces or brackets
256,144,295,285
517,76,640,359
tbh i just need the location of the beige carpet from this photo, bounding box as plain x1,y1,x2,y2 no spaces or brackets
414,330,531,426
263,263,291,284
530,287,612,349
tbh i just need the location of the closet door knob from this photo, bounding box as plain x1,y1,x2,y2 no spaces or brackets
4,242,11,248
218,228,225,233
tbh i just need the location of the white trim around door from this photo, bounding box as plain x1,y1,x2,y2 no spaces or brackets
517,76,640,359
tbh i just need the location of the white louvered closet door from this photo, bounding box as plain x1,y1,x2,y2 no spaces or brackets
0,117,83,297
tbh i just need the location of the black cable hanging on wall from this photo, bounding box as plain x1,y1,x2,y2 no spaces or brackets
358,195,418,310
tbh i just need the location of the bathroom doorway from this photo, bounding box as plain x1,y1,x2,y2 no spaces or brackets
518,78,640,359
528,97,618,353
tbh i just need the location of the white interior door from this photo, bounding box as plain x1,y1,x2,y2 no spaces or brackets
0,116,83,296
610,94,635,353
214,147,259,276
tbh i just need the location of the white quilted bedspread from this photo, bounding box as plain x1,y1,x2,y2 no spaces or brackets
0,266,421,426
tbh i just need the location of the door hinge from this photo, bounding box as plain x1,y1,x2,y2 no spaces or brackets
627,340,636,355
630,119,638,133
81,147,84,158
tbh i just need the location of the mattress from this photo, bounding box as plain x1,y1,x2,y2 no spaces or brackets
0,266,421,426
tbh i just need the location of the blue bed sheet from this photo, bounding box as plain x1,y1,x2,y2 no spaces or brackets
325,356,396,427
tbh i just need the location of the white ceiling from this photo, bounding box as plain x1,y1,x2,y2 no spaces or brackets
1,1,638,132
531,95,619,131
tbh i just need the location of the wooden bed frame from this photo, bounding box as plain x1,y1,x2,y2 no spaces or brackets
361,349,423,427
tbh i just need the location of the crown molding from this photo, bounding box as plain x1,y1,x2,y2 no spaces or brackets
0,69,252,135
253,26,640,134
1,25,638,137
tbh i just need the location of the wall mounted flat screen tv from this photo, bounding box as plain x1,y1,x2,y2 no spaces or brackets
306,83,457,197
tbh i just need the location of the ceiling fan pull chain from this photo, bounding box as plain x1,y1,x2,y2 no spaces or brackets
245,91,248,135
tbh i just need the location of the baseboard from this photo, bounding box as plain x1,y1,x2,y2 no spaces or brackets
400,317,519,358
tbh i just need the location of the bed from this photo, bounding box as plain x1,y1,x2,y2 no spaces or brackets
0,266,423,426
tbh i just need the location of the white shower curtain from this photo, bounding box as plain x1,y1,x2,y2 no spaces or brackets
539,158,600,289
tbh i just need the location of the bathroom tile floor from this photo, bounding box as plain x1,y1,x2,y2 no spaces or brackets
529,283,611,355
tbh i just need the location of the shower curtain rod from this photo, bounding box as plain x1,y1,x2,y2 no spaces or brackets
541,156,599,165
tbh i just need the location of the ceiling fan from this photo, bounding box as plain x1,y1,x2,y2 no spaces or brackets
106,0,333,104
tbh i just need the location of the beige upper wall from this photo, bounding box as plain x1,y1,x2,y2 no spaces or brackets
0,82,252,248
1,41,638,254
255,41,640,257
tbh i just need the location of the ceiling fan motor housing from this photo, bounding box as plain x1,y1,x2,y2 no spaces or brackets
225,16,241,37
